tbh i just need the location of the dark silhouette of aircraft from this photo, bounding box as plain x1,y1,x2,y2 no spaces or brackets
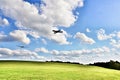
52,30,63,34
17,45,25,48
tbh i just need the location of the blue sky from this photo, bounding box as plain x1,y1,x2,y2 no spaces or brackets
0,0,120,64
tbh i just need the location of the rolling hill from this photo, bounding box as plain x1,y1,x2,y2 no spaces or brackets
0,60,119,80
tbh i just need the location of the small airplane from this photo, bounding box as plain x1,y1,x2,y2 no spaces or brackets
17,45,25,48
52,30,63,34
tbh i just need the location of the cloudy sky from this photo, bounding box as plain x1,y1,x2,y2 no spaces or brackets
0,0,120,64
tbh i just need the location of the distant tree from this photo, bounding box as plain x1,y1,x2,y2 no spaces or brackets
90,60,120,70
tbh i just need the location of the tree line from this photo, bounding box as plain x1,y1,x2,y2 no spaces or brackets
89,60,120,70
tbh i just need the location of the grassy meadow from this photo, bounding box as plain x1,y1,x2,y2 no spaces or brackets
0,61,119,80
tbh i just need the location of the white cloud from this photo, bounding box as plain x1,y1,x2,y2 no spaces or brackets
59,47,109,56
0,32,14,42
15,22,40,39
97,29,120,49
0,0,83,45
50,33,70,45
35,47,49,53
0,45,117,64
110,39,120,48
97,29,115,40
41,39,47,45
0,30,30,44
74,32,95,44
0,32,7,41
0,48,45,60
10,30,30,44
25,30,40,39
0,17,9,26
110,39,117,44
117,31,120,38
50,50,59,55
2,18,9,26
35,46,110,57
34,46,113,64
86,28,91,32
91,46,110,54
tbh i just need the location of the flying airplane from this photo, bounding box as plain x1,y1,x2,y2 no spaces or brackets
17,45,25,48
52,30,63,34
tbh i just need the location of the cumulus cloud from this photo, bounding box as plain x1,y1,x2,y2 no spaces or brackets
35,46,113,64
0,32,14,42
28,31,40,39
97,29,120,49
86,28,91,32
74,32,95,44
97,29,115,40
0,48,45,60
35,47,49,53
10,30,30,44
97,29,120,41
0,17,9,26
117,31,120,38
36,46,110,57
0,0,83,45
0,30,30,44
110,39,120,49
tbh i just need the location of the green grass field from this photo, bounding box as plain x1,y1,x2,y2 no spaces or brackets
0,61,119,80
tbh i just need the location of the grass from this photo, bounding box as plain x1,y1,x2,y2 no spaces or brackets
0,61,119,80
